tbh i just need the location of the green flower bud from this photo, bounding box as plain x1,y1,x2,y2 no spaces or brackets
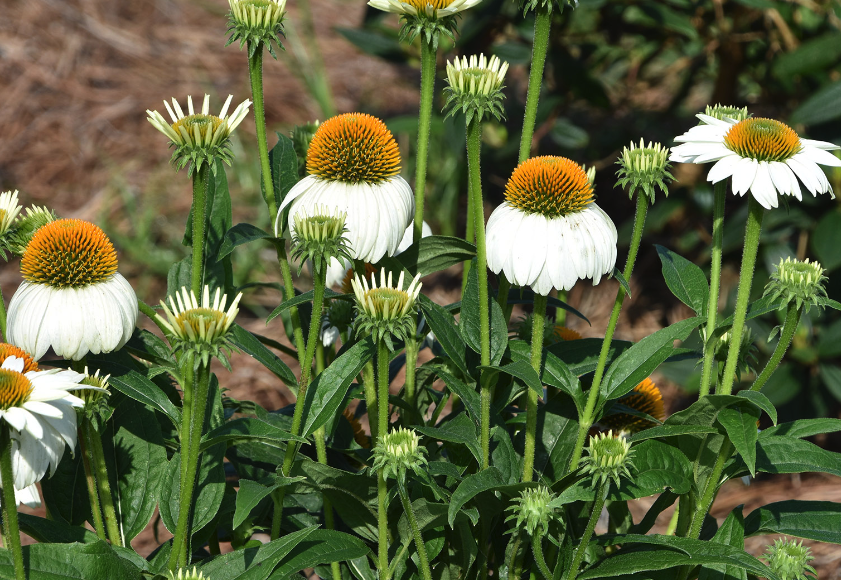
615,140,674,203
290,206,351,276
765,538,816,580
518,0,576,16
703,103,750,123
352,267,422,349
168,567,206,580
714,327,758,383
764,257,827,314
372,427,428,481
226,0,287,58
580,431,634,489
443,54,508,126
505,486,558,537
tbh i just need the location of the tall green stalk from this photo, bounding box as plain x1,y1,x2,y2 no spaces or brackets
377,340,391,454
532,534,553,580
83,420,122,546
522,294,547,482
0,287,6,342
698,181,726,398
566,482,608,580
404,336,420,408
466,117,492,469
377,338,392,580
751,302,800,392
414,37,437,244
190,164,210,297
167,352,194,571
719,197,764,395
377,470,389,580
398,480,433,580
519,8,552,164
568,193,648,472
686,439,732,541
0,426,24,580
78,427,107,541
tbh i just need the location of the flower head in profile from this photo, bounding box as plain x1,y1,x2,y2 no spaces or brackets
764,257,827,314
670,114,840,209
505,486,558,537
443,54,508,125
0,353,94,490
0,190,22,259
486,156,618,296
703,103,750,123
714,327,758,383
600,378,665,434
226,0,287,58
351,267,422,348
156,286,242,369
616,140,674,203
519,0,576,16
291,205,351,276
580,431,634,489
7,219,138,361
78,368,113,431
147,94,252,175
276,113,414,264
6,205,58,258
372,427,428,481
368,0,481,47
765,538,816,580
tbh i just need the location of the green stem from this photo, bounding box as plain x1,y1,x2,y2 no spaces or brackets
173,353,195,566
555,290,567,327
272,267,327,539
568,193,648,472
398,480,433,580
522,294,547,482
247,43,278,220
496,274,512,324
686,440,732,540
84,420,122,546
719,197,764,395
314,425,343,580
463,178,474,294
377,339,390,443
467,117,492,470
699,182,727,398
413,37,437,244
507,530,523,580
78,427,107,541
0,286,6,342
190,164,210,297
751,303,800,392
519,8,553,164
363,361,379,441
275,241,307,369
138,300,169,334
404,334,419,409
566,482,608,580
532,534,553,580
0,427,23,580
378,471,389,580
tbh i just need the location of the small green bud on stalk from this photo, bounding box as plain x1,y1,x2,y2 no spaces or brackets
580,431,635,489
616,140,674,203
78,368,112,432
703,103,750,123
765,538,817,580
764,257,828,314
226,0,287,58
372,427,428,482
505,486,558,537
443,54,509,126
714,327,758,384
352,267,422,349
291,206,351,276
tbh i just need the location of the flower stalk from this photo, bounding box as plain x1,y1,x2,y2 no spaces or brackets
698,181,726,398
719,197,764,395
190,165,210,297
568,192,647,472
398,479,433,580
565,482,608,580
83,419,122,546
519,7,552,163
78,427,107,541
413,37,437,244
751,302,800,392
0,426,24,580
522,293,547,482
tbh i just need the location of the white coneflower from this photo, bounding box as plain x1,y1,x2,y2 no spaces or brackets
486,156,618,296
276,113,415,264
670,115,840,210
0,354,91,490
351,267,422,345
156,286,242,367
443,54,509,124
0,191,22,238
147,94,252,174
7,220,138,361
368,0,481,19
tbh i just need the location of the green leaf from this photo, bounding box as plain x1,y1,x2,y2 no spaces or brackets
774,33,841,79
610,267,632,299
268,131,299,211
812,210,841,271
544,339,632,376
105,366,180,429
414,412,482,466
715,295,785,334
791,80,841,126
628,424,718,443
268,529,370,578
491,426,521,484
736,390,776,425
160,444,226,534
461,262,508,366
752,435,841,478
612,439,693,499
16,514,99,544
656,245,709,316
201,417,307,451
418,295,470,377
483,360,543,398
102,393,168,542
198,526,318,580
40,441,91,527
233,477,305,529
542,352,584,411
229,324,297,387
744,500,841,544
760,418,841,439
699,507,747,580
601,317,701,400
448,466,506,526
0,541,142,580
718,404,761,477
530,393,579,482
396,235,476,277
580,535,776,580
218,223,274,260
302,336,376,436
267,288,347,323
435,368,481,427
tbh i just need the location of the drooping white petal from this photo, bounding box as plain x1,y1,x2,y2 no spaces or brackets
707,154,741,184
731,158,759,196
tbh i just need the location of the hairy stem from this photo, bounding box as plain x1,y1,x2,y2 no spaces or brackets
78,427,107,541
519,8,553,163
404,334,419,409
533,533,553,580
0,286,6,342
413,37,437,244
0,426,24,580
168,352,195,571
719,197,764,395
190,163,210,297
699,181,726,398
522,294,547,482
398,480,433,580
378,470,389,580
496,273,513,324
751,302,800,392
568,193,648,472
566,482,608,580
84,419,122,546
247,43,277,220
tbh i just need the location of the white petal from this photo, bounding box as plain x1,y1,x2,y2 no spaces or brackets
731,158,758,196
797,146,841,167
749,162,778,209
707,154,741,184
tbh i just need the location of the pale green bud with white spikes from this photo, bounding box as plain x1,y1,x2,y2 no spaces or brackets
703,103,750,123
616,139,674,203
764,257,828,314
765,538,816,580
580,431,634,489
505,486,558,537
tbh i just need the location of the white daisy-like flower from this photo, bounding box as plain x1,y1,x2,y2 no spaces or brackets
7,219,139,361
0,190,22,237
276,113,415,264
157,286,242,346
670,115,841,210
0,354,90,490
486,156,618,296
368,0,481,18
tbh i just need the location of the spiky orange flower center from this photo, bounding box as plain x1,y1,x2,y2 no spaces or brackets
601,378,664,434
172,114,225,138
307,113,401,184
341,263,377,294
505,156,594,218
554,326,582,341
400,0,456,9
0,370,33,410
0,344,39,373
724,118,801,162
21,219,118,287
